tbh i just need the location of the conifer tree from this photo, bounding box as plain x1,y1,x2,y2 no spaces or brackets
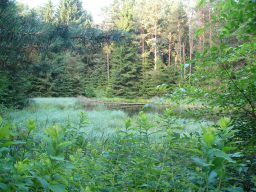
43,0,54,23
110,41,142,97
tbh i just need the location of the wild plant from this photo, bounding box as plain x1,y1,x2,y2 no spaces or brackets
191,117,243,191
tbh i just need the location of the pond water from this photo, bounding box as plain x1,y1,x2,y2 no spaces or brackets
8,97,213,141
29,97,166,116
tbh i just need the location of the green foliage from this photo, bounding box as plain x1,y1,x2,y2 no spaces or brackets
191,117,242,191
142,67,179,97
191,0,256,147
0,105,249,191
1,0,255,190
109,41,142,98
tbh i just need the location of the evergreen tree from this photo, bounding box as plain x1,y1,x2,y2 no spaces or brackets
0,0,41,106
70,0,92,27
114,0,135,32
56,0,71,25
109,41,142,98
43,0,54,23
56,0,91,26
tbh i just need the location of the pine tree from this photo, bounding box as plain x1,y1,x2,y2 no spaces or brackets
110,41,142,98
114,0,135,32
57,0,72,25
43,0,54,23
56,0,91,26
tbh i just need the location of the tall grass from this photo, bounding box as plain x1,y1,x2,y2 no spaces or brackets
8,97,212,141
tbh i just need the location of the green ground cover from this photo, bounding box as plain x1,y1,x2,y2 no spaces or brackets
0,98,246,191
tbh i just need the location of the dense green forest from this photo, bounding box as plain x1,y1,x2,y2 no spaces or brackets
0,0,255,191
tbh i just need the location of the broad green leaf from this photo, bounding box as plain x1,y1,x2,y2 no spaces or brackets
0,123,12,138
222,146,237,152
202,128,216,146
50,184,65,192
191,156,211,167
211,149,234,162
64,162,75,169
36,177,49,189
50,155,64,161
208,170,217,184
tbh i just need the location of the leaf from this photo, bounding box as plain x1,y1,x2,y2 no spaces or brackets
58,141,72,150
64,162,75,169
50,155,64,161
0,123,12,138
224,187,243,192
36,177,49,189
0,147,9,153
198,0,206,7
0,183,8,190
125,118,132,129
211,149,234,162
218,117,231,130
202,128,216,146
0,116,2,124
11,141,26,145
50,184,65,192
191,156,211,167
208,170,217,184
195,28,205,37
222,146,237,152
1,140,26,148
27,119,36,133
229,152,243,158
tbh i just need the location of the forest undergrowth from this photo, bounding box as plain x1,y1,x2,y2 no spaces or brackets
0,103,253,191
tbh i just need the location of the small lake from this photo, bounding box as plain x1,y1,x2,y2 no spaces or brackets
29,97,167,116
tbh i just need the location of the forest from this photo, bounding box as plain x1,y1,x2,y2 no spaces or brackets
0,0,255,191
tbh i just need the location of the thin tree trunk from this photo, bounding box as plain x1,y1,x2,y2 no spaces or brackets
189,31,194,83
141,27,145,75
175,55,177,69
168,43,171,66
154,22,157,71
182,43,185,64
168,32,172,66
106,51,110,82
178,22,182,65
202,12,205,51
188,10,194,83
182,43,186,79
208,3,212,47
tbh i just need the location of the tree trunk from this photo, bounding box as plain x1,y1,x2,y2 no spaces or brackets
141,27,145,76
106,51,110,82
183,43,186,79
208,3,212,47
202,12,205,51
182,43,185,64
154,22,157,71
178,22,182,65
189,31,194,83
168,43,171,66
168,32,172,66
